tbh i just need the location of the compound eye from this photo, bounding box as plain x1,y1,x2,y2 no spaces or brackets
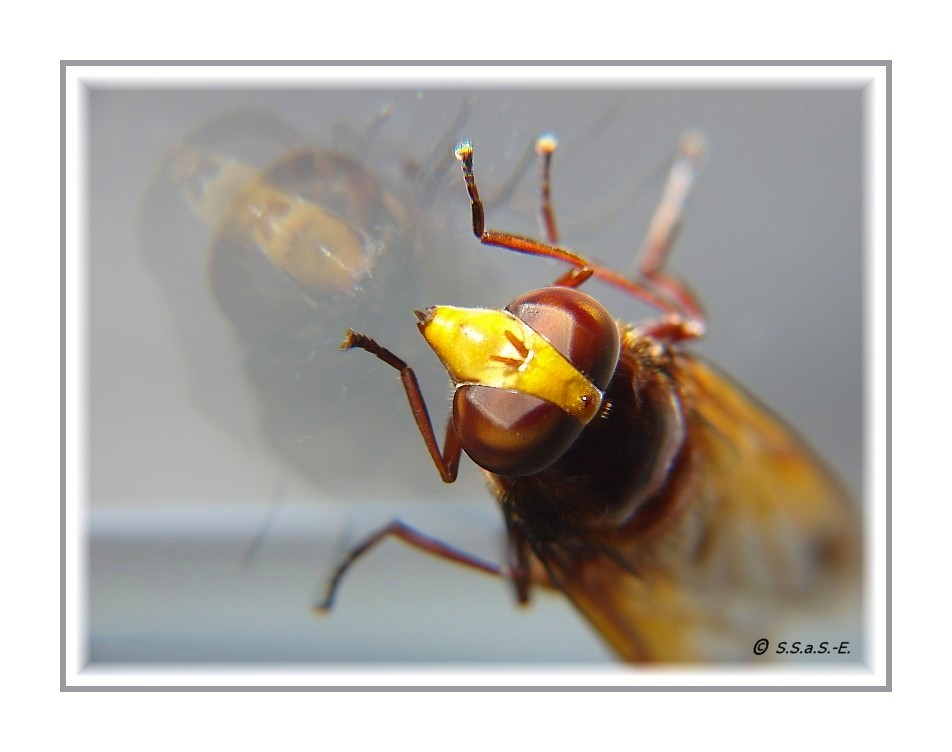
453,385,585,476
506,287,620,391
417,293,619,477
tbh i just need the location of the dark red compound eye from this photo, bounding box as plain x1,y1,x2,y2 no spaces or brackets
505,287,620,391
453,287,621,476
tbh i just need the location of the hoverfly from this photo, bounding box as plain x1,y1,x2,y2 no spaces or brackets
321,133,860,663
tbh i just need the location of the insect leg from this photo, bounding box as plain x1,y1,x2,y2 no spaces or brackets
340,328,462,483
455,139,707,341
356,100,397,152
413,94,478,207
454,141,683,317
328,100,397,157
502,509,532,604
315,519,509,611
633,131,708,321
535,134,560,244
482,139,536,213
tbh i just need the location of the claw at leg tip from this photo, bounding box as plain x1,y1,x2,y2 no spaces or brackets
454,140,473,162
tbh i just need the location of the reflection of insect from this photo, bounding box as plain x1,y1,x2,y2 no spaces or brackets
321,134,860,662
167,143,419,337
147,106,468,498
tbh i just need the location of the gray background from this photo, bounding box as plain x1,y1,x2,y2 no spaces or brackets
86,84,864,663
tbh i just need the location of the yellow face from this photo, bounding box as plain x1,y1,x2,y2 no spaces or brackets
416,305,603,423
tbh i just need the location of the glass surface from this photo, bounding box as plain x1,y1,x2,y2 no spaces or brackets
86,85,864,665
